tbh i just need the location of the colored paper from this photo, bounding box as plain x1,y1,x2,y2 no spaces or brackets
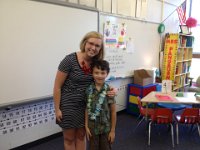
155,94,176,101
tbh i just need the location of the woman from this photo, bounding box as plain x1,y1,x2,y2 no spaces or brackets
53,31,116,150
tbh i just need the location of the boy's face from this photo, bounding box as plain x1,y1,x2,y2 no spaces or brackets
92,67,108,85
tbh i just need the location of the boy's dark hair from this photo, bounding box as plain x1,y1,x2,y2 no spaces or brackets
91,60,110,73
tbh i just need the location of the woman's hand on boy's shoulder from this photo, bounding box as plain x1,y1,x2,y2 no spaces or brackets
107,87,118,98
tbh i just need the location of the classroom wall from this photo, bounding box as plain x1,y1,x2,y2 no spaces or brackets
0,0,182,149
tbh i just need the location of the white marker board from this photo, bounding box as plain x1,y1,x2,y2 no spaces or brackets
0,0,98,106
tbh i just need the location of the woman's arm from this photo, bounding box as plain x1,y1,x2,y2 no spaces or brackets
53,70,68,122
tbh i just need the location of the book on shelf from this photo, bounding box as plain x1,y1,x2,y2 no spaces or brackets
175,66,178,74
183,48,188,60
186,36,194,47
179,76,185,87
187,65,191,72
182,62,188,73
181,36,187,47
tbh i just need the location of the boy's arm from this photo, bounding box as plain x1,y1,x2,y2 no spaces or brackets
110,103,117,133
108,102,116,144
85,109,92,140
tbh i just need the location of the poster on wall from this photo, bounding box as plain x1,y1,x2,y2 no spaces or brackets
0,101,55,136
162,34,179,80
104,22,118,48
117,23,126,49
103,22,127,49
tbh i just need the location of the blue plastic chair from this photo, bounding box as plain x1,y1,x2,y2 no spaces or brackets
157,103,188,111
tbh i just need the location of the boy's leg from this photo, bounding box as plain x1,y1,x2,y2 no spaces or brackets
89,133,99,150
99,133,111,150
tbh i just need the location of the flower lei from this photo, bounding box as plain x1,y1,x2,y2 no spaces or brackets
81,61,91,75
87,83,108,120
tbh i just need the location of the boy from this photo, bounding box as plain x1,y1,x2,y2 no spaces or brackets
85,60,116,150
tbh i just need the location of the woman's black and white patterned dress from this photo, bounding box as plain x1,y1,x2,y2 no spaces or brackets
57,52,93,129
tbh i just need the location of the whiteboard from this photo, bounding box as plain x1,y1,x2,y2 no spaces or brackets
0,0,98,106
99,14,160,79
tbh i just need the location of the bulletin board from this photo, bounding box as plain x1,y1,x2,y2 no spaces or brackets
99,13,160,79
0,0,98,106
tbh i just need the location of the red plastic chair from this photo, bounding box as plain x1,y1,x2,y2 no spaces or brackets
175,108,200,144
134,97,155,131
148,108,174,147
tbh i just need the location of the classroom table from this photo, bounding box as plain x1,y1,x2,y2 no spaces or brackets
141,91,200,118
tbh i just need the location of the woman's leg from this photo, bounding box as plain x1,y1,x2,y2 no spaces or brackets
75,127,86,150
63,128,76,150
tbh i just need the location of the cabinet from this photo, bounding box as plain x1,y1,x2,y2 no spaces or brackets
162,33,194,91
126,83,157,115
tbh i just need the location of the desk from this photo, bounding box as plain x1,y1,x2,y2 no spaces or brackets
141,91,200,117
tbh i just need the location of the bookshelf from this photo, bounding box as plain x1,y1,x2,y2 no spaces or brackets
162,33,194,91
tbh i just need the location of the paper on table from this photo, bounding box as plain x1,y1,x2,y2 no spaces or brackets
155,94,177,101
196,95,200,101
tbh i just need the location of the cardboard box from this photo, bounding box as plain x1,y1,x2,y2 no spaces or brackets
134,69,153,86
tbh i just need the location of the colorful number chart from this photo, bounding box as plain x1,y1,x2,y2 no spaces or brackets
0,99,55,135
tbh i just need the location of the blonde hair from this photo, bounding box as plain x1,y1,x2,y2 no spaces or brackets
80,31,104,60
